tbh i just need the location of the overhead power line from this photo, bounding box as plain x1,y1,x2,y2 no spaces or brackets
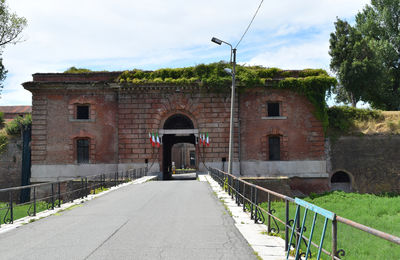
235,0,264,49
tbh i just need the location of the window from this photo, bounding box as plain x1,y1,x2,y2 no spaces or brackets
267,102,280,117
269,136,280,160
76,105,89,120
77,139,90,163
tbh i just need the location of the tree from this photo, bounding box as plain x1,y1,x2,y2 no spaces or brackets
329,19,382,107
355,0,400,110
0,0,27,95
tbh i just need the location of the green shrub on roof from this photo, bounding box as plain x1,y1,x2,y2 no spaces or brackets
118,62,336,132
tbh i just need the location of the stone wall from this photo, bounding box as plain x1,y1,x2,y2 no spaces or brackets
328,135,400,194
0,137,22,189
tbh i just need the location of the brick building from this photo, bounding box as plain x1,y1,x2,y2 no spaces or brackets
23,70,329,186
0,106,31,124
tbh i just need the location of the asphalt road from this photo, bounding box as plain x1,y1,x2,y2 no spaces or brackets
0,180,256,260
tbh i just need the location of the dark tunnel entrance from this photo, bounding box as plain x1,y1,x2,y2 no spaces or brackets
162,114,197,180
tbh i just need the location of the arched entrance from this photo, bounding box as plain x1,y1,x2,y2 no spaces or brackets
161,114,197,180
331,171,352,192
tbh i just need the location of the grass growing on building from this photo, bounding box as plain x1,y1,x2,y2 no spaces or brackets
118,62,336,131
259,191,400,260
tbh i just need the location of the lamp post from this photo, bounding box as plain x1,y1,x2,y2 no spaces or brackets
211,37,236,175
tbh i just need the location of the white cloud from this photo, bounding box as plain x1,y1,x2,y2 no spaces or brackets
0,0,370,105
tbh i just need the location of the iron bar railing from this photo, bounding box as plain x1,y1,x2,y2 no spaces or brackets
209,167,400,260
0,167,148,228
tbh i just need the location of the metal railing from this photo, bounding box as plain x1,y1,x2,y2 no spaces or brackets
209,167,400,260
0,168,148,228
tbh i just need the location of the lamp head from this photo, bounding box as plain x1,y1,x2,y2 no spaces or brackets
211,37,222,45
224,68,232,75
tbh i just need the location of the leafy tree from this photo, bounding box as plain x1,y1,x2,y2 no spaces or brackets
0,0,27,95
329,19,382,107
355,0,400,110
330,0,400,110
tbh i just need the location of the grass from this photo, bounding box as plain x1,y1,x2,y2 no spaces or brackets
90,186,109,194
0,186,110,224
0,201,50,223
259,191,400,260
352,111,400,135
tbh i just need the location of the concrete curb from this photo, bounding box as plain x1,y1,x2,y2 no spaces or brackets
203,174,287,260
0,175,157,235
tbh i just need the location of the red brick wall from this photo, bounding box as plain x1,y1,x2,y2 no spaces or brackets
117,89,237,165
240,88,324,161
28,83,325,171
30,89,118,165
31,95,48,164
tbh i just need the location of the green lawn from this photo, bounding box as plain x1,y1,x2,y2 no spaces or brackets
0,201,49,223
259,191,400,260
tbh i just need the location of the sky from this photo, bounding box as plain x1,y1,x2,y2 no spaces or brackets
0,0,370,106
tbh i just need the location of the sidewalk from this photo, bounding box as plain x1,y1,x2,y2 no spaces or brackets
200,174,287,260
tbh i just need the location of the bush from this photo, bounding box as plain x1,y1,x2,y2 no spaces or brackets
328,106,383,133
0,132,7,153
0,111,4,128
5,114,32,136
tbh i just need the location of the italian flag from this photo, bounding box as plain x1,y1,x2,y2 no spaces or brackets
152,132,156,147
156,133,160,148
149,132,153,146
206,132,209,146
203,133,206,146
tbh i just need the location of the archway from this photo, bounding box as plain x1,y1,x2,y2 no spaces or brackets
162,114,197,180
331,171,352,192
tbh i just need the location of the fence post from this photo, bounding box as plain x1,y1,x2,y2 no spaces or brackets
236,179,240,206
85,177,89,197
267,193,271,233
254,188,258,224
33,186,37,216
51,183,55,210
58,182,61,207
9,191,13,224
285,200,289,251
332,219,338,259
81,178,84,198
250,186,254,220
242,183,246,212
296,207,301,249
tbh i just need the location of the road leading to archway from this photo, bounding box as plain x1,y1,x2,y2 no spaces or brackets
0,180,256,259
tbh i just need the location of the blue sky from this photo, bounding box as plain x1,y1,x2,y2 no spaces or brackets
0,0,370,106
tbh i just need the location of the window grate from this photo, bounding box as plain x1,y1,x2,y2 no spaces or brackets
77,139,89,163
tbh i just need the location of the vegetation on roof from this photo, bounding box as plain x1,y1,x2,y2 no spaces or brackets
64,67,94,73
118,62,335,131
63,63,336,131
117,62,330,87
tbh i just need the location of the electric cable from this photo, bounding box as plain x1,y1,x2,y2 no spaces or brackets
235,0,264,49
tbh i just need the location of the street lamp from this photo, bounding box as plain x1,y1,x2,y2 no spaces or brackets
211,37,236,176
